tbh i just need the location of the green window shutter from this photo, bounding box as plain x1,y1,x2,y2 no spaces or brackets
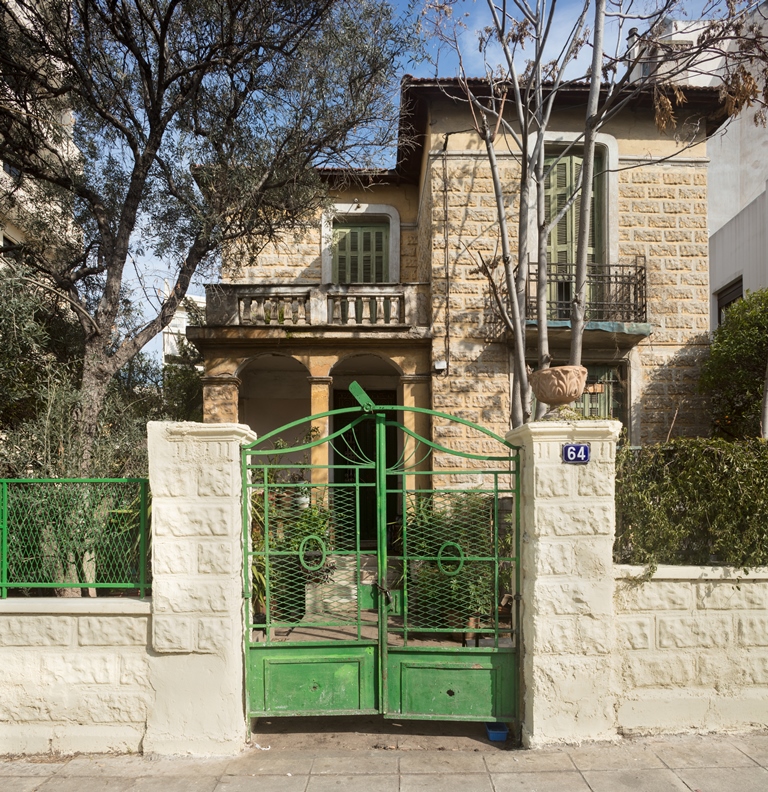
544,153,603,266
332,224,389,284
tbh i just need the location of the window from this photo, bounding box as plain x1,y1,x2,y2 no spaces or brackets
716,277,743,325
573,365,627,426
544,152,605,319
321,204,400,284
0,232,20,263
332,224,389,284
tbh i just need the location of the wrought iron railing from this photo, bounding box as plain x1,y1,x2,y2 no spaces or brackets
0,478,150,597
206,283,429,328
525,257,646,323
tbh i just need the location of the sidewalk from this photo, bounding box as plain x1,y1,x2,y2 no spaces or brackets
1,723,767,792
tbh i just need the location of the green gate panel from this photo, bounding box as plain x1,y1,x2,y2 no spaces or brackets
248,644,377,717
243,386,521,724
386,649,516,721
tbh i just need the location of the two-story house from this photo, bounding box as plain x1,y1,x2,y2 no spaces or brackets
188,77,724,448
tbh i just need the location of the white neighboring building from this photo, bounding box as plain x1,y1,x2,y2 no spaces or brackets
707,4,768,327
161,294,206,365
708,111,768,327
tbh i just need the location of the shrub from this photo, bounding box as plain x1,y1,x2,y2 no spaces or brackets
615,437,768,568
699,288,768,438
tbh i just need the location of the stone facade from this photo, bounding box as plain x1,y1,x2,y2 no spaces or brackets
193,87,716,446
618,164,711,443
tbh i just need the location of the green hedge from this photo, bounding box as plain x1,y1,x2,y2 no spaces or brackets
615,438,768,568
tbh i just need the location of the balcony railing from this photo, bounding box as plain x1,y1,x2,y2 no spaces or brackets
525,258,646,324
206,283,428,328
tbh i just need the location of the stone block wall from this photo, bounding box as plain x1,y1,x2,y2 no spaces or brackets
0,422,256,757
618,163,711,442
615,565,768,733
429,154,516,454
507,420,623,747
0,600,151,754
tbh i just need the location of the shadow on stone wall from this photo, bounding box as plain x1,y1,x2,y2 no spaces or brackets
635,333,711,444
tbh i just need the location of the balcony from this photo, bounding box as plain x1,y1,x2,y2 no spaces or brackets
525,258,647,324
523,258,649,350
205,283,429,331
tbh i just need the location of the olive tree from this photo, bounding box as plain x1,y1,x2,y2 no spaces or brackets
0,0,416,470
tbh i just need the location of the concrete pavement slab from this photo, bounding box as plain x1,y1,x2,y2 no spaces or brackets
488,771,591,791
400,773,494,792
730,735,768,767
652,739,761,768
484,750,577,773
581,768,691,792
0,779,48,792
399,750,487,774
0,762,68,777
306,774,398,792
310,752,399,774
566,743,666,771
225,753,314,776
676,765,768,792
59,756,230,777
126,777,220,792
215,775,309,792
37,777,135,792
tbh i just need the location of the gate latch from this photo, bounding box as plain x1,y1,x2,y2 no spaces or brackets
374,581,392,605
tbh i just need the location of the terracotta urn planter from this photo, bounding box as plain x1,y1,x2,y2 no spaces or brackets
529,365,588,417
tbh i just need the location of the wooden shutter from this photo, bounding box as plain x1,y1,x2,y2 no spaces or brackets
544,153,603,266
333,224,388,283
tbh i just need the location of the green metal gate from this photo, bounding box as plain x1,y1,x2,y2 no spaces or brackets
243,383,520,721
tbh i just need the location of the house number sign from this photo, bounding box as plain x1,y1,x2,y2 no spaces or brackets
562,443,590,464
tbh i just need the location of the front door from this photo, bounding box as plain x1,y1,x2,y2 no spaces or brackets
244,384,520,721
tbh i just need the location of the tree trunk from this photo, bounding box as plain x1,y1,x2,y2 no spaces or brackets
569,0,606,367
76,344,114,477
535,146,551,420
482,117,530,426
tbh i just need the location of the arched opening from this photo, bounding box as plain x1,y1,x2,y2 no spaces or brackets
239,354,311,444
329,355,401,548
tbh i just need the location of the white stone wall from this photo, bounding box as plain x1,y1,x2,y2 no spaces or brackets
615,565,768,733
508,420,768,746
0,599,151,754
0,422,256,757
507,420,623,747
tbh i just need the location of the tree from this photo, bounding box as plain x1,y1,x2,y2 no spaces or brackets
699,289,768,439
427,0,768,425
0,0,417,470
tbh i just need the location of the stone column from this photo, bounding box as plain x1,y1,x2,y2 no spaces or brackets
202,374,241,423
400,374,431,487
145,421,257,755
308,376,333,484
506,420,621,747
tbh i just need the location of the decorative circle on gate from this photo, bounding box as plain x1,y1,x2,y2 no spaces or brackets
437,541,465,576
298,535,327,572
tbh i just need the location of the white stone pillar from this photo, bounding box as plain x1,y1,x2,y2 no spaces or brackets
145,421,257,755
506,420,622,747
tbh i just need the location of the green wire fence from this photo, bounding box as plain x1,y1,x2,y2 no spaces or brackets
0,478,150,598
